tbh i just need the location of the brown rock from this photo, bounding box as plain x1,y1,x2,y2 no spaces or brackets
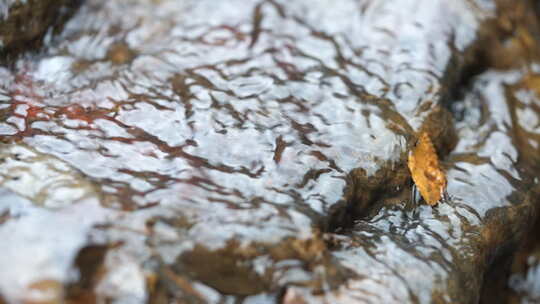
0,0,83,54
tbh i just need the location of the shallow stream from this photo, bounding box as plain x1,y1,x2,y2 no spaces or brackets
0,0,540,303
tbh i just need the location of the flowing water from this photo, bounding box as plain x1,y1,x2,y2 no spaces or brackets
0,0,539,303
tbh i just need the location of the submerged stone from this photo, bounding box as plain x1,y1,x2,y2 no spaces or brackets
0,0,539,303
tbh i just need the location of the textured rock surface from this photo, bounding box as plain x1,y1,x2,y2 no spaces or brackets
0,0,539,303
0,0,82,54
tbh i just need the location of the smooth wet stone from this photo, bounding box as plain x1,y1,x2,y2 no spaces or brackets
0,143,98,208
0,188,109,303
0,0,83,54
0,0,539,303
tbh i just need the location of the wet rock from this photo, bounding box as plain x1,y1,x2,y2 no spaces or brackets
0,0,83,55
0,143,98,208
286,65,540,303
65,245,108,303
0,0,539,303
485,214,540,304
0,187,110,303
506,239,540,304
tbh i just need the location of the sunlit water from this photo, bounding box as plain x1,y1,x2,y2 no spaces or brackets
0,0,539,303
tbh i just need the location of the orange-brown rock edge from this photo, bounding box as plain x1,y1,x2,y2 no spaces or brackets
407,132,447,205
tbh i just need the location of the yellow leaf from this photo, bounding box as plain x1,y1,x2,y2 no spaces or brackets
407,132,447,206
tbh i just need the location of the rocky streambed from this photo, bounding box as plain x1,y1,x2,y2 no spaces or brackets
0,0,540,303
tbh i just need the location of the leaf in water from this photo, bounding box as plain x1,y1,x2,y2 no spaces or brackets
407,132,447,206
